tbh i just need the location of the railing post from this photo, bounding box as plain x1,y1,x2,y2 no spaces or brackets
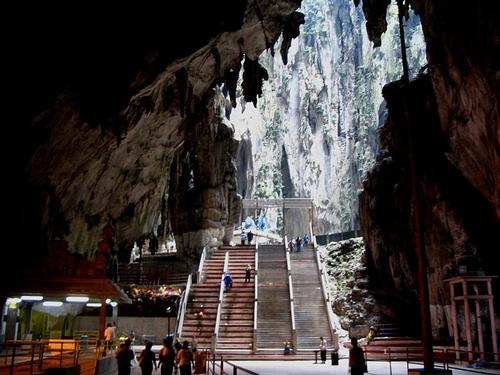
388,347,392,375
10,345,16,375
30,343,35,374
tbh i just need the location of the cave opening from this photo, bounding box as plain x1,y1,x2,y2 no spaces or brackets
2,0,499,365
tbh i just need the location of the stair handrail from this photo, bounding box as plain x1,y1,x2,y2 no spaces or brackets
212,251,229,352
253,246,259,353
175,273,192,338
311,221,338,348
285,242,297,350
197,246,207,283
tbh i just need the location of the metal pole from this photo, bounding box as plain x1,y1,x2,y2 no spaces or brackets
405,79,434,371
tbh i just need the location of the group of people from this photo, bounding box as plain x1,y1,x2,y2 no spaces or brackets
288,233,310,252
222,264,253,292
240,230,254,245
121,336,198,375
103,322,118,355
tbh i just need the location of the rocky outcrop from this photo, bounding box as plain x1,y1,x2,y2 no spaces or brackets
358,0,500,339
8,1,302,275
321,238,379,330
359,74,500,339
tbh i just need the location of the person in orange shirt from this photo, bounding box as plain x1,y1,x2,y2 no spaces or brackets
175,340,193,375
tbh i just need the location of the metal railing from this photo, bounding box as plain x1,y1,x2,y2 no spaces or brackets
212,251,229,352
1,339,83,375
205,353,258,375
285,246,297,350
311,221,338,349
253,250,259,353
175,273,193,338
197,246,208,283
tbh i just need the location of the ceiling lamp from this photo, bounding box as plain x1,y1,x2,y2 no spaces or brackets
66,296,89,303
21,296,44,301
86,303,102,307
43,301,63,307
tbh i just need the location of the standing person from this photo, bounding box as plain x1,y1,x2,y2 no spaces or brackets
159,336,175,375
190,335,197,370
240,231,247,245
138,341,157,375
319,336,327,363
295,236,302,252
247,230,254,244
175,340,193,375
103,323,114,355
349,337,366,375
288,240,294,253
116,339,135,375
303,233,310,245
245,264,252,283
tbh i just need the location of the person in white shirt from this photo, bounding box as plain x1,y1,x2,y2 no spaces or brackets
104,323,114,354
319,336,327,363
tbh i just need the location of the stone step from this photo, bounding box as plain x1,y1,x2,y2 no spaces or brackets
216,331,254,337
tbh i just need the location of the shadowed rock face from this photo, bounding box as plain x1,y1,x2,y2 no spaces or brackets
6,1,302,276
358,0,500,338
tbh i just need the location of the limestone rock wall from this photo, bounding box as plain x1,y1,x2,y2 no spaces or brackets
358,0,500,339
9,1,302,274
232,0,425,235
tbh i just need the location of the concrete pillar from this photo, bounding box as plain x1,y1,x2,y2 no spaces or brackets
462,280,473,361
487,280,498,361
450,282,460,360
99,298,107,341
473,284,484,359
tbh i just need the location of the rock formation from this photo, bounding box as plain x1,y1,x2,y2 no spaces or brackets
358,0,500,339
6,1,303,276
231,0,425,235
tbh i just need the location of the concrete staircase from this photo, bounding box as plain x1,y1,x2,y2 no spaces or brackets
216,246,256,352
290,245,333,350
256,244,293,350
180,249,224,349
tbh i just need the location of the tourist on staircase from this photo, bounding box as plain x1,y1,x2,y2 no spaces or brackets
288,240,294,253
319,336,327,363
245,264,252,283
303,233,310,245
223,272,233,291
240,231,247,245
247,230,254,244
295,236,302,251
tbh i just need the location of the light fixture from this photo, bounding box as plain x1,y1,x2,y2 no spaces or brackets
66,296,89,303
86,303,102,307
105,298,111,304
21,296,44,301
110,302,118,307
43,301,63,307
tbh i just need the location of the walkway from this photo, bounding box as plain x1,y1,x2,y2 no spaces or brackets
227,359,500,375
